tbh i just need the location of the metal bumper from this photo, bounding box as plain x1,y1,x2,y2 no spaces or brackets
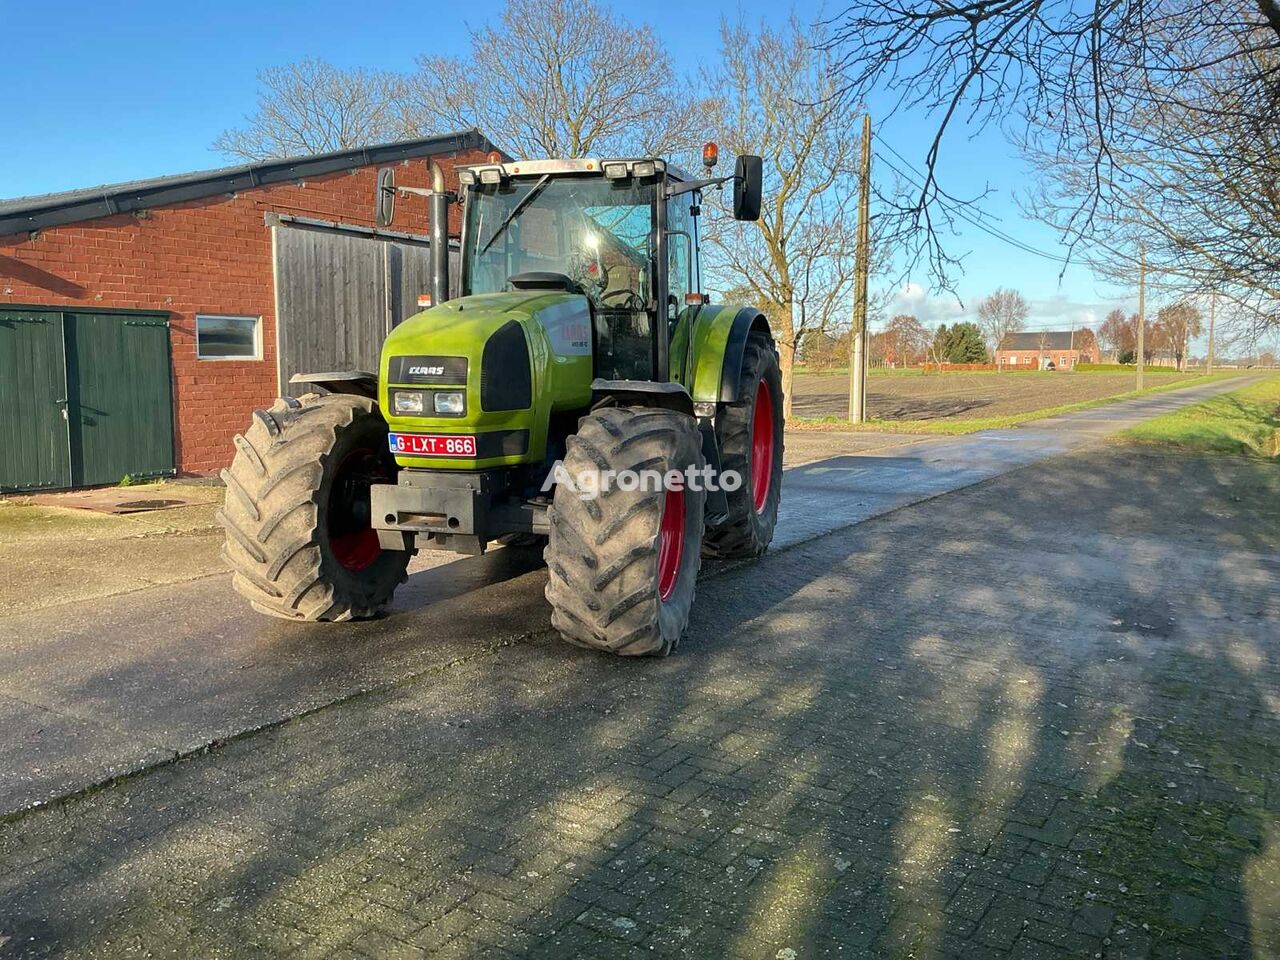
371,471,492,554
371,470,548,554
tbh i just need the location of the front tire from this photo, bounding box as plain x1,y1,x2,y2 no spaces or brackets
544,406,705,656
704,333,784,557
218,393,410,622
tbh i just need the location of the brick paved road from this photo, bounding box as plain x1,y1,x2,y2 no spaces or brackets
2,446,1279,959
0,375,1256,818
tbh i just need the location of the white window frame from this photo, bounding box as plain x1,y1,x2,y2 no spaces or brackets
196,313,263,361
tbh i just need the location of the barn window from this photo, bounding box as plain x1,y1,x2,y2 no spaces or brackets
196,314,261,360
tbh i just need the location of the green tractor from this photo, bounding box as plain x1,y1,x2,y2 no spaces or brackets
219,147,783,656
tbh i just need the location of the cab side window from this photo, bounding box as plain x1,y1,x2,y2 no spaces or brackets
666,199,698,322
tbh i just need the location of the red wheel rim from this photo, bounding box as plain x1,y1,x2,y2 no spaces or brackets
330,528,382,572
657,486,686,602
750,377,775,514
328,448,385,572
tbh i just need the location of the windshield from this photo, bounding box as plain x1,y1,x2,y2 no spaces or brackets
463,176,655,304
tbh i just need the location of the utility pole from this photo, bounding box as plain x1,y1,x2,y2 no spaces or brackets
849,113,872,423
1206,294,1216,374
1136,242,1146,390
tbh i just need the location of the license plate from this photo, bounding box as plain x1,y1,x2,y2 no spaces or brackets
389,433,477,457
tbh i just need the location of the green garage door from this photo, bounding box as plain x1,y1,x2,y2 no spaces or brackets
0,309,175,492
0,310,72,491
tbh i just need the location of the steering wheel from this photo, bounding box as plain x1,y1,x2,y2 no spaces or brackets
601,289,644,310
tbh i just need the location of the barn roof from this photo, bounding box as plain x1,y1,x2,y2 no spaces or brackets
1001,331,1080,350
0,129,502,237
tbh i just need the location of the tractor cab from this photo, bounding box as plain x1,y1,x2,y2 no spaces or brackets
456,153,762,384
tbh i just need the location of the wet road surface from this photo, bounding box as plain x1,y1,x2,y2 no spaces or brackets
0,375,1255,816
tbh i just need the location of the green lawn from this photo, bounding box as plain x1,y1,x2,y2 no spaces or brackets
790,373,1245,435
1119,374,1280,458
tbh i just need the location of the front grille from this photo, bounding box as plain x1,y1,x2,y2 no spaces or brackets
388,355,468,384
480,321,532,411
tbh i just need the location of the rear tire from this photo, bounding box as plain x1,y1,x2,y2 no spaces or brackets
218,394,410,622
544,406,705,656
704,332,784,557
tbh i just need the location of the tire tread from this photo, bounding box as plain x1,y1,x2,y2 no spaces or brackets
544,407,704,656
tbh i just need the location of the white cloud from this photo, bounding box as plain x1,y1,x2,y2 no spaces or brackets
880,283,966,328
875,284,1140,334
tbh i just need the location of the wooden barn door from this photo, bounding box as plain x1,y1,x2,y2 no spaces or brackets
273,221,437,397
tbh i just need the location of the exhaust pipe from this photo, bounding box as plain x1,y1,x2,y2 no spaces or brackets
429,159,450,305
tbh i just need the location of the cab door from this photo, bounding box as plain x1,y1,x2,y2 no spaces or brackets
665,195,701,387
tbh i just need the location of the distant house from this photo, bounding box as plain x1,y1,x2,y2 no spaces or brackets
995,331,1100,370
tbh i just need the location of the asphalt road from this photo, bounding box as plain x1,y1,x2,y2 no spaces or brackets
0,374,1257,817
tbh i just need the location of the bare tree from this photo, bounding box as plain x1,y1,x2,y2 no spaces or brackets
1098,309,1130,360
214,59,405,160
1072,326,1099,364
976,288,1028,369
827,1,1280,332
1036,332,1052,371
701,15,863,419
400,0,705,159
1154,302,1204,371
884,313,928,368
799,328,851,371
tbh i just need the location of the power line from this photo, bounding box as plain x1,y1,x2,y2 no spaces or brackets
874,143,1072,265
876,139,1010,228
876,152,1069,263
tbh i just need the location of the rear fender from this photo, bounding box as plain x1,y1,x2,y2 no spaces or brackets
686,306,774,405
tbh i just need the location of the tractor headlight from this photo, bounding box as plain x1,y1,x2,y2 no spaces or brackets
393,391,424,414
433,391,465,414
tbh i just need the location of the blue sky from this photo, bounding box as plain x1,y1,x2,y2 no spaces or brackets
1,0,1139,331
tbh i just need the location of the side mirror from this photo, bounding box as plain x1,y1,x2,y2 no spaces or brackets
375,167,396,227
733,154,763,221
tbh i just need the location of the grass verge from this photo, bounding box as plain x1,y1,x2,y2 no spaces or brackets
790,372,1245,435
1118,374,1280,458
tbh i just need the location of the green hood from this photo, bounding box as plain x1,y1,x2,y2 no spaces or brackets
378,290,595,470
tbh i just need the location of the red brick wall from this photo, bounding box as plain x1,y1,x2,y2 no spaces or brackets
0,150,486,474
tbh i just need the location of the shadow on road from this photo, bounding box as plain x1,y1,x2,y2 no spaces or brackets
2,450,1278,958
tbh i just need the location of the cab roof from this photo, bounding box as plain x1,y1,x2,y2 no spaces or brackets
457,157,697,185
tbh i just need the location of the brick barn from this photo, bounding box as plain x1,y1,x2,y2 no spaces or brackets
0,129,499,492
995,331,1101,370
